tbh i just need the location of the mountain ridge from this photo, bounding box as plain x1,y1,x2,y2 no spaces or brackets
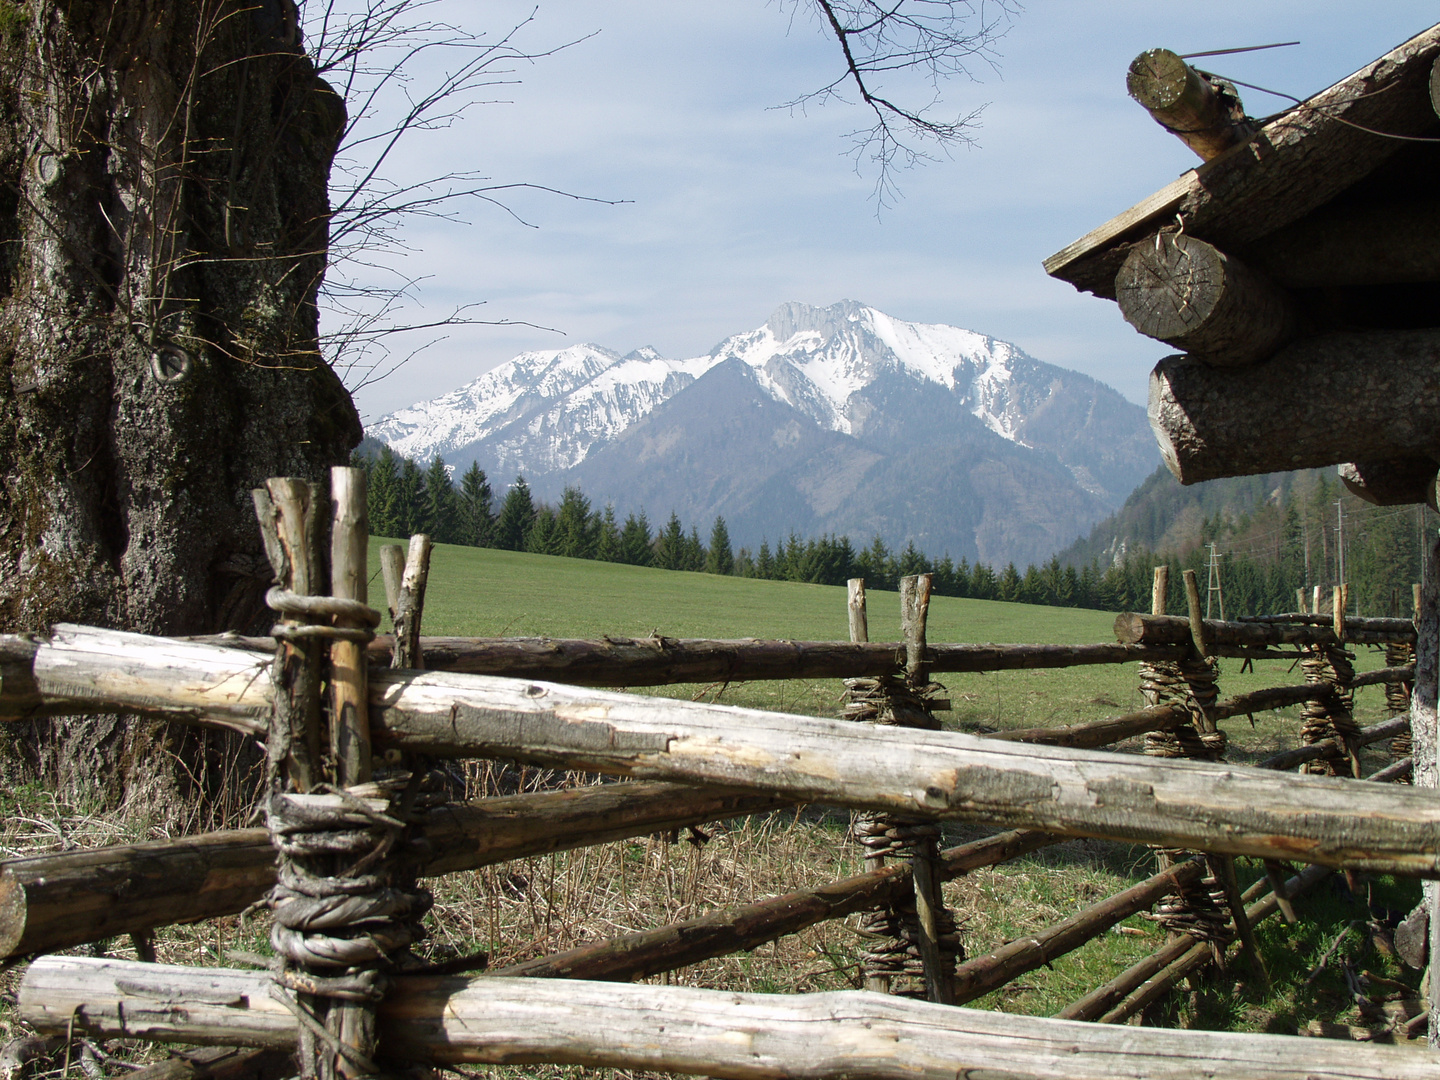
369,301,1159,566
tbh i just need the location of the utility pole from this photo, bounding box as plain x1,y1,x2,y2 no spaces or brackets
1205,542,1226,620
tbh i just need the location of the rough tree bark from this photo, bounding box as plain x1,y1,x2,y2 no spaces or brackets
0,0,360,814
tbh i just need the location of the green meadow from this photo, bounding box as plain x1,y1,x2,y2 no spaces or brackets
369,539,1398,766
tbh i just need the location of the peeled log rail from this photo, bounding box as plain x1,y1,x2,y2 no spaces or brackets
8,695,1397,959
1114,611,1414,648
1125,49,1254,161
7,693,1387,962
950,857,1208,1005
1115,233,1297,367
492,828,1059,981
994,683,1334,748
0,628,272,732
8,627,1440,872
1149,330,1440,485
369,669,1440,876
0,782,786,958
2,628,1205,720
19,960,1439,1080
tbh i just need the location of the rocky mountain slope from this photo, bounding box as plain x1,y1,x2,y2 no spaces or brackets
370,301,1158,567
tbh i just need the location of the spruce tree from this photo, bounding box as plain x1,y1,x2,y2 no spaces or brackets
619,511,654,566
526,506,559,555
458,462,494,547
654,512,686,570
395,456,425,537
597,505,623,562
556,487,598,559
706,516,734,575
997,562,1022,603
896,540,927,579
755,540,774,579
367,446,400,538
422,456,460,543
494,477,536,551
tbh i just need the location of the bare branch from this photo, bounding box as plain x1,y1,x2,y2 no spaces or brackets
298,1,612,391
780,0,1018,205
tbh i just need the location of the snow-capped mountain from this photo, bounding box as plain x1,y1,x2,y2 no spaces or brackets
369,301,1157,566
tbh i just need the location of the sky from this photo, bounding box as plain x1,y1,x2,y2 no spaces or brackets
332,2,1440,424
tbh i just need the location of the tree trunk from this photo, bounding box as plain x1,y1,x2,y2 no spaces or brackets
0,1,360,817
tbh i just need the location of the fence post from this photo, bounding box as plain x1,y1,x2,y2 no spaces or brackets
1141,568,1242,972
1299,587,1359,779
254,471,419,1080
847,575,958,1002
901,575,956,1005
843,580,890,995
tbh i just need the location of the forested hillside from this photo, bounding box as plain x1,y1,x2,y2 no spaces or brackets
1061,466,1437,617
358,446,1435,618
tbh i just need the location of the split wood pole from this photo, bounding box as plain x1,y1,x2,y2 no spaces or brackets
380,546,406,625
847,577,867,646
846,579,889,995
900,574,954,1006
251,480,329,1080
251,480,324,793
325,468,378,1078
1183,569,1210,658
1152,565,1169,620
391,535,432,670
329,468,371,786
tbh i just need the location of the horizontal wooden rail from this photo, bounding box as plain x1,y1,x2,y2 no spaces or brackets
0,782,786,958
19,959,1437,1079
1057,862,1329,1022
191,631,1300,687
9,695,1401,958
1255,715,1409,772
1238,614,1415,633
1097,863,1333,1024
1115,612,1413,648
1349,665,1414,688
951,857,1208,1004
995,682,1339,748
370,668,1440,876
6,627,1438,874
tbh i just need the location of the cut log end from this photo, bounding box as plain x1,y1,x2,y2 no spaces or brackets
1125,49,1254,161
1339,459,1439,507
1117,234,1296,367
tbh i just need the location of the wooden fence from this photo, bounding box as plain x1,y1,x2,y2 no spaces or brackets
0,467,1432,1080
